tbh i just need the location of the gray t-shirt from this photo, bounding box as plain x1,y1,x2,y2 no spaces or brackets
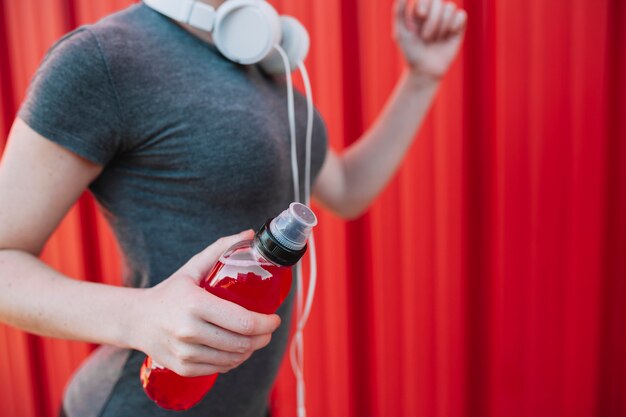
18,3,327,417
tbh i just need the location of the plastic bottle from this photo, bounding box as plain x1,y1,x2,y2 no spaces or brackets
140,202,317,411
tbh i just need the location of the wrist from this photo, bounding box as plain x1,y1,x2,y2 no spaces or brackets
112,287,147,351
402,67,442,90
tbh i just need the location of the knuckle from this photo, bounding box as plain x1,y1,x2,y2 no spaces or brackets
214,354,232,367
228,356,243,368
236,337,252,353
176,349,194,363
172,342,192,360
174,325,194,341
239,314,257,335
186,298,203,314
209,351,231,366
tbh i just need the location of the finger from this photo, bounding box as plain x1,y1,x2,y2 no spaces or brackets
181,229,254,281
199,292,282,336
415,0,433,19
186,320,272,354
169,362,226,378
394,0,419,35
421,0,444,40
394,0,407,22
437,2,457,39
174,343,250,368
407,0,426,34
451,9,468,33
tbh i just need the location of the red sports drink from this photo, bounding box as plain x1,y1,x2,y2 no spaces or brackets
140,203,317,410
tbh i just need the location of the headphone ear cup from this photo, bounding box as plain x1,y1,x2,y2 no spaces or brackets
214,0,281,65
259,16,310,75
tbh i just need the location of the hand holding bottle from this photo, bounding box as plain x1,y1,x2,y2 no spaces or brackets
131,230,282,378
139,203,318,411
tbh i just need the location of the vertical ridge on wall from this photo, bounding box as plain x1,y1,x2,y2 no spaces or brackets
599,0,626,414
357,1,401,416
563,0,606,415
62,0,77,30
461,0,497,416
492,1,522,416
336,1,375,417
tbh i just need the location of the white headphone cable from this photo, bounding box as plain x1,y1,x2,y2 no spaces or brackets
291,62,317,417
273,45,300,203
290,61,318,417
273,45,318,417
296,62,316,328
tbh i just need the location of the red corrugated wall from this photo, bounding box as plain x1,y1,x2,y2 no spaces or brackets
1,1,625,416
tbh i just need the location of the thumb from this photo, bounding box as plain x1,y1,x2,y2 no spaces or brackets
179,229,255,282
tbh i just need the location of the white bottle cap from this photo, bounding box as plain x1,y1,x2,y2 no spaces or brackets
269,202,317,251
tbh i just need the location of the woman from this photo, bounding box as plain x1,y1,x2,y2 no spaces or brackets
0,0,466,416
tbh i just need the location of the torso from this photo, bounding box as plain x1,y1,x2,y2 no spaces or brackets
58,4,327,416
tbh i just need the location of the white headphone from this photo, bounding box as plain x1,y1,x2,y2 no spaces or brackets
143,0,310,74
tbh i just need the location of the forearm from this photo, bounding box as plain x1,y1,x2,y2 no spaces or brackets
0,249,142,349
340,70,439,217
314,0,466,219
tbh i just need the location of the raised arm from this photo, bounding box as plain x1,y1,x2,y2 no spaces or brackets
0,119,280,377
313,0,466,219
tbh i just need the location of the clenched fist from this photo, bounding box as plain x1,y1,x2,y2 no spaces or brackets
394,0,467,80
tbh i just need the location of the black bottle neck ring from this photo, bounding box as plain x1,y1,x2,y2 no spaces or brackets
253,219,307,267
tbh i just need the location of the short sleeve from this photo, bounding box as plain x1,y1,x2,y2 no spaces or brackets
18,28,123,165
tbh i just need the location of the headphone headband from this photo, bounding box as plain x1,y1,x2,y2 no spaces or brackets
143,0,309,73
144,0,215,31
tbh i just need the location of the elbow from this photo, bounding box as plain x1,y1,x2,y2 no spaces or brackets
330,199,369,221
0,232,44,257
339,207,366,221
0,244,41,258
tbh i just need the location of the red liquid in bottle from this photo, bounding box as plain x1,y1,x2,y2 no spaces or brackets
140,357,218,411
140,240,292,410
202,255,292,315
